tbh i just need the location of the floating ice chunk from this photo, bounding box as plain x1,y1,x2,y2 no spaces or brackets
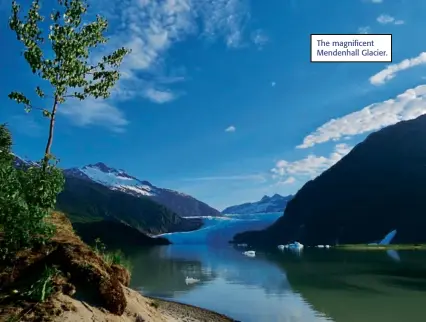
288,241,304,250
277,245,285,250
185,277,200,285
243,250,256,257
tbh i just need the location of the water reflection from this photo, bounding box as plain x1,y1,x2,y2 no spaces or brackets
128,246,426,322
266,250,426,322
129,245,332,322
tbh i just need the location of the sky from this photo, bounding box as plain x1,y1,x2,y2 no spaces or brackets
2,0,426,210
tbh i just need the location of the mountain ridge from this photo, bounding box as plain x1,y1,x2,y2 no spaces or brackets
63,162,221,218
13,156,203,236
233,115,426,246
222,194,293,214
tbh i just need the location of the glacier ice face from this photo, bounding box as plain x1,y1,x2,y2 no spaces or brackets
157,213,282,245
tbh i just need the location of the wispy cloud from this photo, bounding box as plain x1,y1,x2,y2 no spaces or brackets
297,85,426,148
62,0,260,130
225,125,236,132
271,81,276,87
377,14,404,25
272,144,353,183
357,26,371,34
144,88,178,104
370,52,426,86
277,176,296,185
251,29,269,49
60,99,129,133
182,174,266,182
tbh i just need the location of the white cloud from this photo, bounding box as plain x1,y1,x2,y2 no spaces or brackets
271,81,276,87
279,176,296,185
358,26,371,34
251,29,269,49
272,144,353,182
225,125,236,132
144,88,177,103
60,99,129,133
297,85,426,148
377,14,404,25
370,0,383,3
63,0,256,130
370,52,426,86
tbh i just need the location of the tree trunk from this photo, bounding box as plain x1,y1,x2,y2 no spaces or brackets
43,97,58,170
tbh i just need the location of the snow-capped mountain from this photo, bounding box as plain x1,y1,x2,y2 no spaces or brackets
63,162,221,218
64,162,157,197
222,194,293,215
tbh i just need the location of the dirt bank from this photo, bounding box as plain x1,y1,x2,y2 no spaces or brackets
0,212,236,322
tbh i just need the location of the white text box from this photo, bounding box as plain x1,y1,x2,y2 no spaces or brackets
311,34,392,63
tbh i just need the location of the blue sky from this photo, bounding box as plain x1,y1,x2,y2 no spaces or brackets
2,0,426,210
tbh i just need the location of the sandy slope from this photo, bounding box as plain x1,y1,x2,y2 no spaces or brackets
55,286,235,322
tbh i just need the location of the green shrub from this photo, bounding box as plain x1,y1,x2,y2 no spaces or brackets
0,125,64,259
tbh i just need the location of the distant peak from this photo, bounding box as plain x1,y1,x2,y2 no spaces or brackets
271,193,283,199
260,195,270,201
86,162,115,173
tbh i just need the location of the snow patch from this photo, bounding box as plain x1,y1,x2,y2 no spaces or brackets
79,165,157,197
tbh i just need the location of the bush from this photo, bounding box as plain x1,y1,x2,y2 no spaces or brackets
0,124,64,259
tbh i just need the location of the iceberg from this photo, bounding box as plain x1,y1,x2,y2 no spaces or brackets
379,229,397,245
185,277,200,285
243,250,256,257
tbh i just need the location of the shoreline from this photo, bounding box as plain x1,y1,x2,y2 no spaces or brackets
147,296,238,322
55,286,237,322
336,244,426,251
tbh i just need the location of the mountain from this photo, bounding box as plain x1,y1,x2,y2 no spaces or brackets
72,220,171,249
222,194,293,214
56,175,202,235
13,156,202,236
64,162,221,218
233,115,426,246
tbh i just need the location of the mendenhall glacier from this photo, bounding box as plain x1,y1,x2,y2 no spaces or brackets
157,212,282,245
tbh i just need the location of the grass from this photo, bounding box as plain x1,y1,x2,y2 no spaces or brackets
92,238,133,273
102,250,133,272
336,244,426,251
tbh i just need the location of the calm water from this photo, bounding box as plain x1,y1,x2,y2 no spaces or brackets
127,245,426,322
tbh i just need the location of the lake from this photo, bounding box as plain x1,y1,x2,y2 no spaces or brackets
127,245,426,322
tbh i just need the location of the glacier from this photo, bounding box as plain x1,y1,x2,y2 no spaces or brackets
157,212,282,245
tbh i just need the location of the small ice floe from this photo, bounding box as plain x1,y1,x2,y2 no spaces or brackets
243,250,256,257
237,243,248,247
185,277,200,285
316,245,325,248
277,245,285,250
288,241,304,250
325,245,331,249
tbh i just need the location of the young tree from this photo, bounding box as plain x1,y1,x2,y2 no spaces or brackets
8,0,130,168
